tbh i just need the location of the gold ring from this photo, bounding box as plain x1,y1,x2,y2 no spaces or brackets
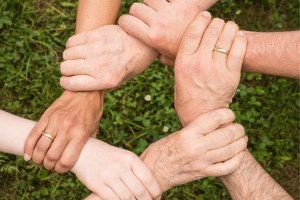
213,48,229,55
42,132,55,141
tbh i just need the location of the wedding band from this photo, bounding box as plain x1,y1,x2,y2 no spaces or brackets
213,48,229,55
42,132,55,141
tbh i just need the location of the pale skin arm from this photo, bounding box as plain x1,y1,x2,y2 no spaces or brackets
0,110,161,200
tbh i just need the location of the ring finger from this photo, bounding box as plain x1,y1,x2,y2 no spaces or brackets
213,21,239,66
32,126,57,165
43,132,70,170
198,18,225,59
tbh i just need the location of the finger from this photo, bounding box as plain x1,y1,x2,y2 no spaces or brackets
95,185,120,200
43,133,70,170
31,127,57,165
60,59,89,76
118,14,150,44
205,151,245,176
207,136,248,163
178,11,212,56
107,180,134,200
54,137,88,173
66,32,89,48
132,158,161,199
122,172,152,200
213,21,239,65
84,193,104,200
60,75,99,91
24,117,48,161
204,123,245,150
227,31,247,73
159,55,175,66
143,0,169,11
63,45,87,60
198,18,225,58
183,108,235,136
129,3,156,26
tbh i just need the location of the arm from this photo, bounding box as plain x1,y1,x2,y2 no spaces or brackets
119,0,300,79
243,31,300,78
171,12,292,199
220,150,292,200
76,0,121,32
58,0,216,92
24,0,121,173
0,108,246,197
0,110,161,199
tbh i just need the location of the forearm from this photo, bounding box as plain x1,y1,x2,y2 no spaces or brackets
0,110,35,156
243,31,300,78
220,150,292,199
76,0,121,33
180,111,291,199
66,1,122,105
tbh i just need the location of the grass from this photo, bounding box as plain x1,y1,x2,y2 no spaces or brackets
0,0,299,199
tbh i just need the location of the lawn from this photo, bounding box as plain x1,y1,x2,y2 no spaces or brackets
0,0,299,199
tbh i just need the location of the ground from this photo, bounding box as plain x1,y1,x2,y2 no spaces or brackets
0,0,299,199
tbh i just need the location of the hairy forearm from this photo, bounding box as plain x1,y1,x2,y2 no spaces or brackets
243,31,300,78
220,150,292,200
181,111,291,199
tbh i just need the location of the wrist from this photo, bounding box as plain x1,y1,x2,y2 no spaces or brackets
176,99,230,127
140,142,173,192
219,150,255,197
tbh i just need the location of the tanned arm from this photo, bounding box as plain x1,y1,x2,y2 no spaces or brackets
243,31,300,78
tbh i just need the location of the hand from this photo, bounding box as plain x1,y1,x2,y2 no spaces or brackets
118,0,218,65
60,25,158,91
174,12,247,126
24,91,103,173
72,139,161,200
141,108,248,192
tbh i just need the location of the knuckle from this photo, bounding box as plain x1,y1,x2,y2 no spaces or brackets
35,143,47,152
219,35,233,45
88,31,99,41
243,136,249,146
45,152,58,162
221,129,234,142
66,37,73,47
136,188,147,198
148,31,160,43
124,195,134,200
223,146,232,158
129,3,138,14
207,19,224,35
211,111,222,124
61,119,75,131
58,158,73,170
234,123,245,135
213,18,225,25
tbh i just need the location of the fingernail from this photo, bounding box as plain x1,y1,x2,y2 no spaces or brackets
201,11,211,18
24,154,31,161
